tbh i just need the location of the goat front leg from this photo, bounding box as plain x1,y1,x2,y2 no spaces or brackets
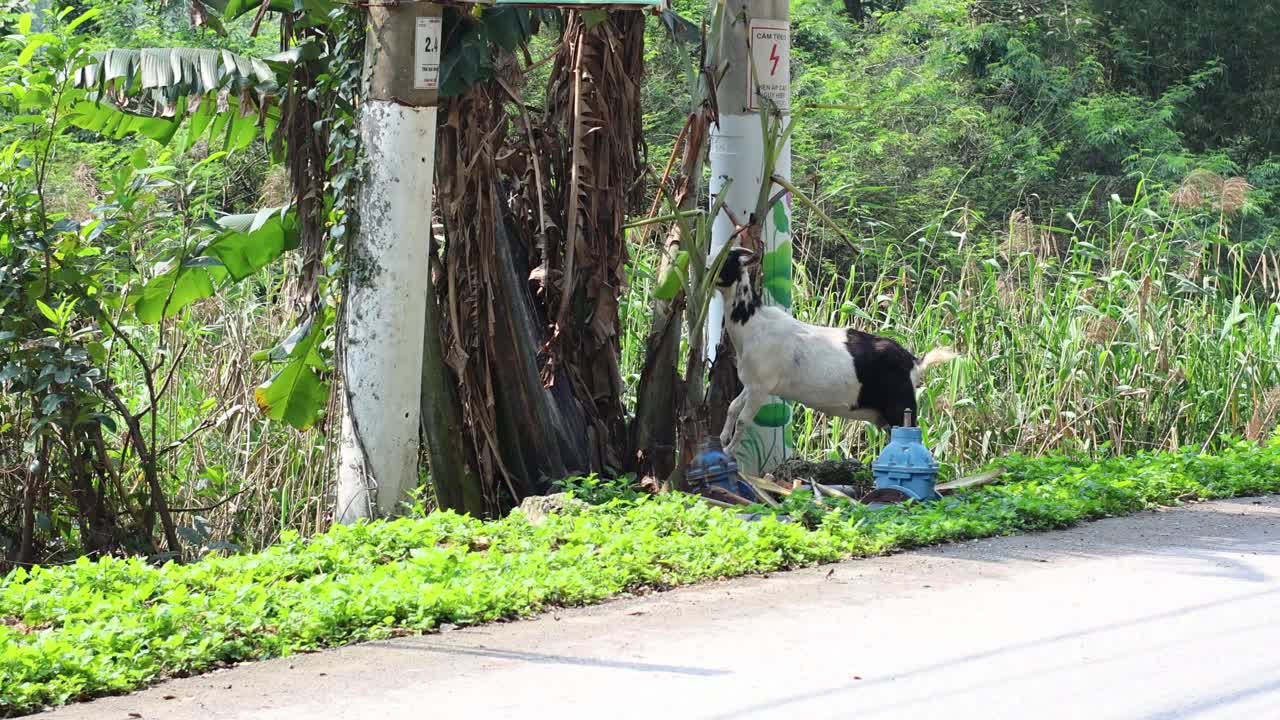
720,389,748,447
725,389,766,458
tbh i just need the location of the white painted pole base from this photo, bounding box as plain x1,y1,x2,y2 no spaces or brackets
336,101,437,524
708,111,793,475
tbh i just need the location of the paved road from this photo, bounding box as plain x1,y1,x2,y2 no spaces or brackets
39,496,1280,720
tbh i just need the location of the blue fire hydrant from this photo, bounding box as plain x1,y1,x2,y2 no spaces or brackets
870,410,940,502
687,437,761,503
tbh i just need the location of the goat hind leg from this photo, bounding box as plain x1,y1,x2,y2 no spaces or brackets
721,389,747,445
725,390,766,457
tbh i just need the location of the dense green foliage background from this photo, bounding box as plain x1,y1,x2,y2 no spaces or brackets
2,0,1280,712
645,0,1280,263
1,0,1279,562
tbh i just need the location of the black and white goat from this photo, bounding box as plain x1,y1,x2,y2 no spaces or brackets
715,246,958,455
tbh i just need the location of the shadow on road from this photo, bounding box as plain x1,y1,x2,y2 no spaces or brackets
363,639,730,677
915,500,1280,585
1141,675,1280,719
699,585,1280,719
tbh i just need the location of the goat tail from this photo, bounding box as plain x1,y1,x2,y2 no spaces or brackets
918,346,960,372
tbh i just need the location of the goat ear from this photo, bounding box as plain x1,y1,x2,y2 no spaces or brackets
739,248,760,266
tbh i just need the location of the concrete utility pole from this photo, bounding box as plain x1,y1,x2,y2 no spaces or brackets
707,0,792,474
337,2,443,523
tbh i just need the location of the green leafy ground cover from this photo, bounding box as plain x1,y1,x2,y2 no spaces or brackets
4,440,1280,715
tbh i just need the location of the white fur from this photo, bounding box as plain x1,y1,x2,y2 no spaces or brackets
911,347,960,387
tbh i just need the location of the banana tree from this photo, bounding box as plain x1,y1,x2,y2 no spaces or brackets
47,0,664,523
427,7,648,516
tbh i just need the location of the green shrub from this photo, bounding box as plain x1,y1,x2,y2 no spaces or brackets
4,439,1280,716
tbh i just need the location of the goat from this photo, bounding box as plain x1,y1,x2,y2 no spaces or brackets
715,246,958,455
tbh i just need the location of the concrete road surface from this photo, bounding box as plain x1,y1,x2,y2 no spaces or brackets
38,496,1280,720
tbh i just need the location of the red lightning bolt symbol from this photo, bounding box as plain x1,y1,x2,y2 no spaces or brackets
768,44,780,75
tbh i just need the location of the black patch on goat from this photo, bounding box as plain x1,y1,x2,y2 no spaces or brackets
719,249,763,324
717,248,747,288
845,329,918,429
729,284,762,324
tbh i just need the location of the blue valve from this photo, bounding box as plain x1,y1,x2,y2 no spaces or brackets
870,410,941,502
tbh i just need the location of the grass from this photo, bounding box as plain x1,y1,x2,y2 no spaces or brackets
621,184,1280,472
4,438,1280,716
14,166,1277,562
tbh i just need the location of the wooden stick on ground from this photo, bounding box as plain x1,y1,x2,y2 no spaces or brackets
812,481,855,500
741,473,793,497
936,468,1006,495
737,474,782,507
703,485,756,506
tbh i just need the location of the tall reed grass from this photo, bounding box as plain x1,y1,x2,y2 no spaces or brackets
13,185,1272,557
620,185,1280,475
